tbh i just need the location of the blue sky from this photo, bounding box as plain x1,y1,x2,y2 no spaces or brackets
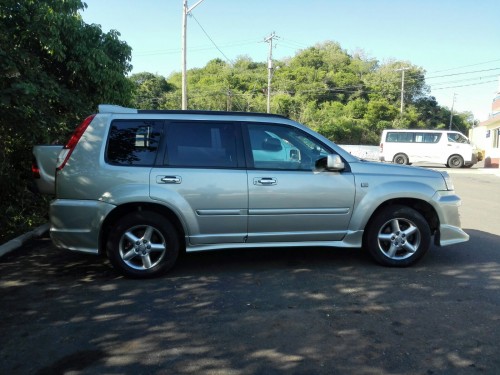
80,0,500,121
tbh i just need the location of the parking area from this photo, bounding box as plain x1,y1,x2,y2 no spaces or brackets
1,171,500,375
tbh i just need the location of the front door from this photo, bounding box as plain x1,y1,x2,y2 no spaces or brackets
245,123,355,243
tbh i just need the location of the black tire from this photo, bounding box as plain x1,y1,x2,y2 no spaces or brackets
447,155,464,168
106,211,180,278
364,205,431,267
393,153,409,165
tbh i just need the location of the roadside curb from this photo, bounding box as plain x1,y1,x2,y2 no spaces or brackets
0,223,50,259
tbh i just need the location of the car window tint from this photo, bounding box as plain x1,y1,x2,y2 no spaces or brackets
165,122,238,168
247,124,330,170
106,121,161,166
386,132,414,142
447,132,468,144
423,133,441,143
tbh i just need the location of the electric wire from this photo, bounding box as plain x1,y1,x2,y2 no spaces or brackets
426,67,500,80
190,13,233,65
428,58,500,74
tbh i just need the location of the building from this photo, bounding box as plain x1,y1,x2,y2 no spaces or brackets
469,77,500,167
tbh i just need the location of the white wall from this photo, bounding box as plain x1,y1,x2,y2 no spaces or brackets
339,145,379,161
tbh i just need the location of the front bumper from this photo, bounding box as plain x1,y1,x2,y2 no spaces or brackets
435,224,469,246
431,191,469,247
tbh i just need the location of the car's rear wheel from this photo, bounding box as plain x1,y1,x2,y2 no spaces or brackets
364,205,431,267
107,211,179,278
393,153,409,165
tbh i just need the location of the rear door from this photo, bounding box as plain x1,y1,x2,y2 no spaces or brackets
150,121,248,245
244,123,356,243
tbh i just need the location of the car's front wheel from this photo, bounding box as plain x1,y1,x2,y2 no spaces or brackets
364,205,431,267
107,211,180,278
447,155,464,168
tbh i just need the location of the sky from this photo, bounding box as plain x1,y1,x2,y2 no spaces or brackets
80,0,500,122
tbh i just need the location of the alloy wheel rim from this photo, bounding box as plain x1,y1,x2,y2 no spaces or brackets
119,225,167,270
377,218,421,260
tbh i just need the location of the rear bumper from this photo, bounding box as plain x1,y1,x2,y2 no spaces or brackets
50,199,115,254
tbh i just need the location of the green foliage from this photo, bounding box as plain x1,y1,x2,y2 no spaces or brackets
0,0,132,243
129,41,471,145
129,72,174,109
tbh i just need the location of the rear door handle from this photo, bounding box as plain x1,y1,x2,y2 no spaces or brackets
254,177,277,186
157,175,182,184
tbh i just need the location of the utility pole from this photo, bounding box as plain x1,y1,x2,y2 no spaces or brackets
395,67,410,115
449,93,457,130
264,32,278,113
181,0,205,110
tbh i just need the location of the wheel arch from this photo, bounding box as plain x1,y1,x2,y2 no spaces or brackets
98,202,186,255
362,198,439,245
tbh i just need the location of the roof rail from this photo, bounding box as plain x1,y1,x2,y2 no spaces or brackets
98,104,138,114
137,109,288,119
97,105,289,119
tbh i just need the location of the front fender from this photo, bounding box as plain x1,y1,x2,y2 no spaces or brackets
349,179,437,231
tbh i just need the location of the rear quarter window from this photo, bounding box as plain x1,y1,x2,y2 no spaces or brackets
106,121,162,166
386,132,414,143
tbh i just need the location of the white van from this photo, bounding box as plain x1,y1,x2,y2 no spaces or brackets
379,129,477,168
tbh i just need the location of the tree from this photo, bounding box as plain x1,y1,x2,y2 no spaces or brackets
0,0,133,242
129,73,174,109
363,60,428,107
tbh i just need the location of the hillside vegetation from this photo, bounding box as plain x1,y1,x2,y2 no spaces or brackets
130,41,473,145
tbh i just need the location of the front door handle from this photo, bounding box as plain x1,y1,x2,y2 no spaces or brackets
254,177,277,186
157,175,182,184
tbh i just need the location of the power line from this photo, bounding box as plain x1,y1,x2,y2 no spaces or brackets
190,13,233,64
428,58,500,74
134,40,259,57
429,74,499,87
426,67,500,79
430,79,498,91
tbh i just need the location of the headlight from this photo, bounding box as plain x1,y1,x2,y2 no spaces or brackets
440,171,454,191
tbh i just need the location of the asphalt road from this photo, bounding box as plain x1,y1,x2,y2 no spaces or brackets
1,170,499,375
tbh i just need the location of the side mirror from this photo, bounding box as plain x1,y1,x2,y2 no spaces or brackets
315,154,345,171
327,154,345,171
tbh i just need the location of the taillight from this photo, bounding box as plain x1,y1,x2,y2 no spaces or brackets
32,159,40,179
56,114,96,171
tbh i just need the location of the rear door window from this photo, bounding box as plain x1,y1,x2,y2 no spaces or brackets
164,121,241,168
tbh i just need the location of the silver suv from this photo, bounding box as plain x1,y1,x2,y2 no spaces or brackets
33,105,469,278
